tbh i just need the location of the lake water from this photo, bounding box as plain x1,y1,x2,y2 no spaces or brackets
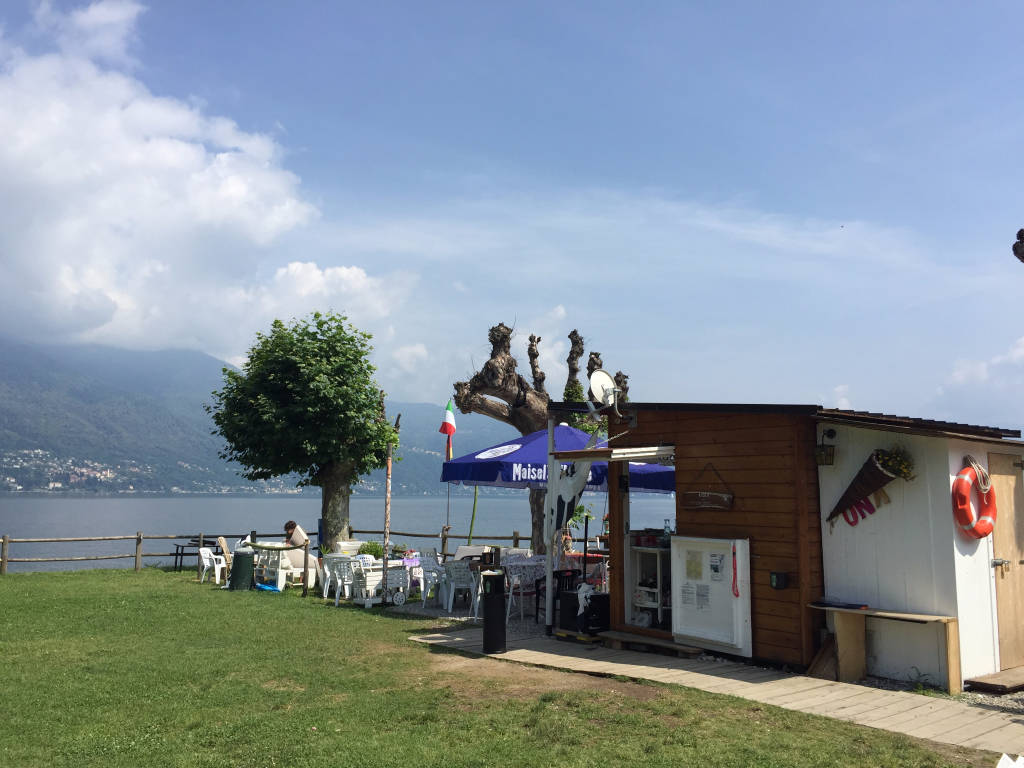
0,494,676,572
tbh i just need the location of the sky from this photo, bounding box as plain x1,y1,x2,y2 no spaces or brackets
2,1,1024,428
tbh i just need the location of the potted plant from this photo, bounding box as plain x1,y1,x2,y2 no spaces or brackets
827,446,915,525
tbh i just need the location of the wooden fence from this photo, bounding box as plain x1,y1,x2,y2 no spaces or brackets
0,525,528,574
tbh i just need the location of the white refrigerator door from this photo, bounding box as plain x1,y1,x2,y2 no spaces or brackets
670,536,752,657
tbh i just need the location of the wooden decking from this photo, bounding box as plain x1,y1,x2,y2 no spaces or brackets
967,666,1024,694
411,627,1024,755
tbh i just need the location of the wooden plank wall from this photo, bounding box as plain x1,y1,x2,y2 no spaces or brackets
608,409,824,666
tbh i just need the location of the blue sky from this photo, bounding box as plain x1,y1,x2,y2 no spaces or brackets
2,1,1024,428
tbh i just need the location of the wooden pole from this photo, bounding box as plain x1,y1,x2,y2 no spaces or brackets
382,413,399,603
135,532,143,572
513,530,520,548
302,540,309,598
1,535,8,575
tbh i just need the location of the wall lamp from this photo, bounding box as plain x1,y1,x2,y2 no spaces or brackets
816,428,837,466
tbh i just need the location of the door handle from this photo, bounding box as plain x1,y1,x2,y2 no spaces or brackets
992,558,1010,568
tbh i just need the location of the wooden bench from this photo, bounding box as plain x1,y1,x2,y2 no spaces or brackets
808,602,961,694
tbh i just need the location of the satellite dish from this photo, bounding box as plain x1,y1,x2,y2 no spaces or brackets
588,369,622,416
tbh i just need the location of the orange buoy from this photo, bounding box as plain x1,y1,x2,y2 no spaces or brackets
951,465,996,538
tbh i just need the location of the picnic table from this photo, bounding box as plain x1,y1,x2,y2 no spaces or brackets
172,537,224,572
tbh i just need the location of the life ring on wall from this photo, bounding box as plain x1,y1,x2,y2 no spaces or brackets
951,465,997,539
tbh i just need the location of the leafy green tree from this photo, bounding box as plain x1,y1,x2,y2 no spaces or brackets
208,312,396,549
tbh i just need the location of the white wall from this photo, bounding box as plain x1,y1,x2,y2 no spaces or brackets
946,441,1000,679
817,426,958,686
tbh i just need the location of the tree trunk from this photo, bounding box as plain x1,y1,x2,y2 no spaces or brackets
529,488,547,555
319,460,354,551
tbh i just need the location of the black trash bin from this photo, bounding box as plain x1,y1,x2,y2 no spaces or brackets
480,569,506,654
227,548,255,591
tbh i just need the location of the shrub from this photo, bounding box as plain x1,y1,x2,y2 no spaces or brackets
874,447,915,480
357,541,384,559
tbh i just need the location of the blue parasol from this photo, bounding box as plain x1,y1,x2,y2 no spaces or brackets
440,425,674,494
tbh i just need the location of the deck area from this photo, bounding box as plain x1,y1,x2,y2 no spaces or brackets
411,626,1024,755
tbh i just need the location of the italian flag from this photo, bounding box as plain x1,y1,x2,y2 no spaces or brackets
439,399,456,460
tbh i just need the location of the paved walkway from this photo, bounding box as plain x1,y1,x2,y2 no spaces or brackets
411,627,1024,755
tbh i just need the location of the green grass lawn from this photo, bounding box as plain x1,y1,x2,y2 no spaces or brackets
0,569,995,768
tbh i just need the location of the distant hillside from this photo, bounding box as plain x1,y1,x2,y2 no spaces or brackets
0,338,516,495
366,401,518,495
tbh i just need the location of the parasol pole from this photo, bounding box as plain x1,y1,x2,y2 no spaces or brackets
467,485,478,544
582,502,589,586
544,416,557,636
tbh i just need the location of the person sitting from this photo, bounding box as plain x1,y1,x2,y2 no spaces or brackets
281,520,316,587
283,520,307,547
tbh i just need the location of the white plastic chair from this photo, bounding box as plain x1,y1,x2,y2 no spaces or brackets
418,554,446,608
351,559,384,602
504,561,542,622
354,553,376,569
443,560,478,615
323,555,355,606
198,547,226,585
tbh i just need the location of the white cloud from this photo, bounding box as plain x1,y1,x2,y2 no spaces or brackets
392,343,428,373
0,1,420,359
832,385,852,410
928,336,1024,430
34,0,144,66
949,360,989,386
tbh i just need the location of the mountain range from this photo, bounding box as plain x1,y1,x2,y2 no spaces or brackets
0,337,517,495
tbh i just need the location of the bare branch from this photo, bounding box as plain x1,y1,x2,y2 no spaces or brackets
453,380,513,424
565,329,584,396
453,322,549,435
614,371,630,402
527,334,546,394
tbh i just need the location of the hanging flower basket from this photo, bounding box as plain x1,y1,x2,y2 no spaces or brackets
827,447,914,524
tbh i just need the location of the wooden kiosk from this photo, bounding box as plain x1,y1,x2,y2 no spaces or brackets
551,401,826,668
549,401,1024,694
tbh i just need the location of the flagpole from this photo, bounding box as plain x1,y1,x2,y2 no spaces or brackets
439,399,457,531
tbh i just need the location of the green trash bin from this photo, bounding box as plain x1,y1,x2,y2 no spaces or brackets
228,548,255,591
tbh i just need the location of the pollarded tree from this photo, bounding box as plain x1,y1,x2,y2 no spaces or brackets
207,312,396,551
453,322,628,552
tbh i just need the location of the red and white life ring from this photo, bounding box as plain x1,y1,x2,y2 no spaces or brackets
951,465,997,539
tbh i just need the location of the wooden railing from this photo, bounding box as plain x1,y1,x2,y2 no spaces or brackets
0,525,527,574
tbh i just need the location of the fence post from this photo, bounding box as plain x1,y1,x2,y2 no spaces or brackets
135,532,143,572
1,535,8,575
197,533,204,577
441,526,450,562
513,530,520,548
302,540,310,598
250,530,257,543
